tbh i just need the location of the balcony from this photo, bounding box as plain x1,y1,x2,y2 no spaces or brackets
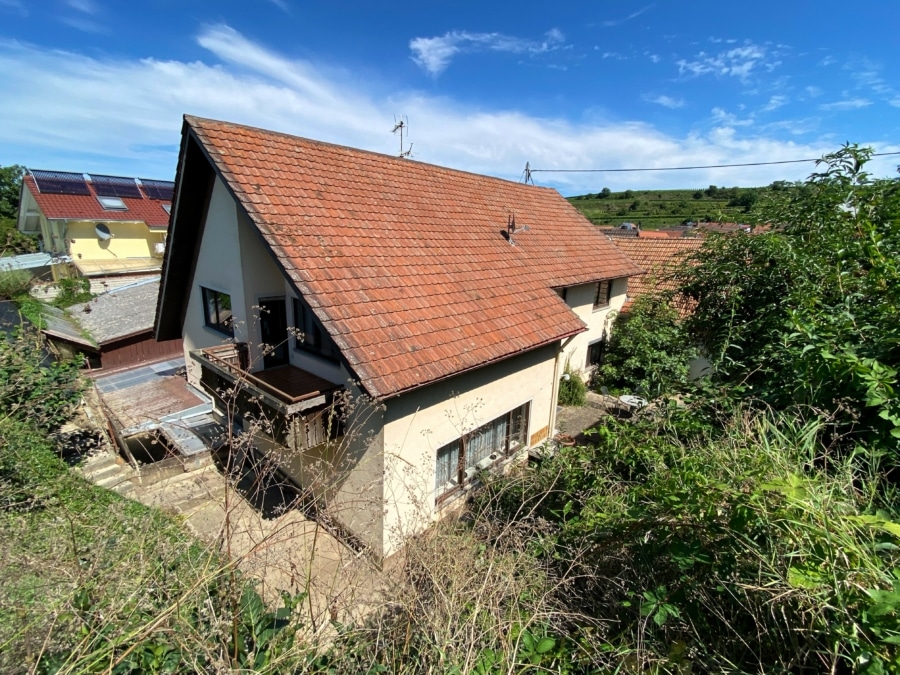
191,344,343,416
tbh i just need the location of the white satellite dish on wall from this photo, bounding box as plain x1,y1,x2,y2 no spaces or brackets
95,223,112,240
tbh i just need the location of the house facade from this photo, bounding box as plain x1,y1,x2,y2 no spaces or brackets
155,116,640,557
17,170,174,280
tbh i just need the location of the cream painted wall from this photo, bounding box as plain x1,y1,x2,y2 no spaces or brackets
323,381,387,555
379,344,558,557
182,176,249,385
67,220,164,262
235,210,290,370
562,278,627,377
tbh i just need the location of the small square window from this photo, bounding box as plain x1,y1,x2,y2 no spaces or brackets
97,196,127,211
202,287,233,337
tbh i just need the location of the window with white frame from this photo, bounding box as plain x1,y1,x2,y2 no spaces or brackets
435,402,530,498
201,287,233,337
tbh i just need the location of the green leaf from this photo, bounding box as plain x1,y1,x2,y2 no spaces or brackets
536,637,556,654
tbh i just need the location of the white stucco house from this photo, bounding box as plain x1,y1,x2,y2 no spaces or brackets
154,116,641,558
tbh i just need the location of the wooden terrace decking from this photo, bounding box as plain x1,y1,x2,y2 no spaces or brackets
196,345,343,407
252,365,340,404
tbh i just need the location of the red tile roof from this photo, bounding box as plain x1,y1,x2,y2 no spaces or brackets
177,116,642,399
23,174,171,228
610,236,703,304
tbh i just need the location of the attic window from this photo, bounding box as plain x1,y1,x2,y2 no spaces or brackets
162,203,171,215
97,196,128,211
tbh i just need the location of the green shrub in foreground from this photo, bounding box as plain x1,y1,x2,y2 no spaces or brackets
558,364,587,407
0,269,32,299
475,405,900,673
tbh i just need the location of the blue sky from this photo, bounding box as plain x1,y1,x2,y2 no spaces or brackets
1,0,898,195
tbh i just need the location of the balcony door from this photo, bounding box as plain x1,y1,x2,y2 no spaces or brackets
259,297,289,369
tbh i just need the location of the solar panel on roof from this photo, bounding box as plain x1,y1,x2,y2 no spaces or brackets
90,174,143,199
140,179,175,201
30,170,90,196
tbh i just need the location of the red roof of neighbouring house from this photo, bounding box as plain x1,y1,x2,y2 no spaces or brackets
23,173,172,228
609,237,704,314
158,116,642,399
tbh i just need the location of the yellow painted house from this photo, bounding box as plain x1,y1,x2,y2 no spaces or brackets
17,170,173,280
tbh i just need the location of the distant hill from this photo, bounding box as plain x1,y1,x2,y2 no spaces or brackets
568,184,768,229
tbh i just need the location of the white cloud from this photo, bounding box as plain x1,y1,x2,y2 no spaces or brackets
0,27,895,193
762,118,820,135
647,53,660,63
66,0,98,13
601,4,654,27
804,86,822,98
677,42,781,81
711,107,753,127
645,94,684,109
761,95,788,112
267,0,290,11
409,28,565,76
60,16,105,32
0,0,27,15
819,98,872,111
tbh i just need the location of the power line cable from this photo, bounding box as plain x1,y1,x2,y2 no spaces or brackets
525,151,900,180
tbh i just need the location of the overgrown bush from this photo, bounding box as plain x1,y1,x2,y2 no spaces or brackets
0,269,32,299
557,364,586,406
675,145,900,456
475,404,900,672
595,294,696,397
0,326,82,431
53,276,92,307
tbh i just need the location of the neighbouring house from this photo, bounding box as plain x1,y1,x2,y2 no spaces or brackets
609,236,704,314
154,116,641,558
43,278,183,371
17,170,174,282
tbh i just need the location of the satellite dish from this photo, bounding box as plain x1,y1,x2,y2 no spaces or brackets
95,223,112,240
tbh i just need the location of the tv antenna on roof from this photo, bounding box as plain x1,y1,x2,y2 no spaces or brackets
392,116,413,158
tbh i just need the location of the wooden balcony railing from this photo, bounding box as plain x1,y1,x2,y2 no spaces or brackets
195,344,342,409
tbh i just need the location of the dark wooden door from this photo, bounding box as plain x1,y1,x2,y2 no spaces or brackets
259,297,289,369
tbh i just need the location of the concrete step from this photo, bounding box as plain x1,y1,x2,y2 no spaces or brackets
95,472,133,489
83,463,129,483
112,480,136,497
176,488,228,515
78,452,120,472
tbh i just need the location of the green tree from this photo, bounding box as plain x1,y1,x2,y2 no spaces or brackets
599,187,612,199
596,294,697,396
0,164,24,220
675,144,900,454
0,165,37,256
